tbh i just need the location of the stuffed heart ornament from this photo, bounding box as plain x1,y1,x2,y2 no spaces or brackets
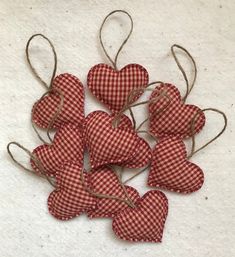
32,73,84,129
112,190,168,243
149,83,205,138
31,124,84,177
84,111,141,169
148,136,204,193
123,137,152,168
87,64,149,113
86,167,140,218
109,114,152,168
48,162,96,220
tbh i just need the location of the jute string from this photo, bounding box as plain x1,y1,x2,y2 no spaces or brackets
99,10,133,70
187,108,227,159
171,44,197,102
26,34,57,89
7,142,56,188
26,34,64,144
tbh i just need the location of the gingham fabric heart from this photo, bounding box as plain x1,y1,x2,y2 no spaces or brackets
86,167,140,218
123,137,152,168
148,136,204,193
87,64,149,113
149,83,205,138
84,111,141,169
48,162,96,220
110,114,152,168
31,124,84,177
32,73,84,129
112,190,168,243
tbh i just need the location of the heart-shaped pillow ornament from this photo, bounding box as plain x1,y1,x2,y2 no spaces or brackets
31,124,84,177
86,167,140,218
148,136,204,194
149,83,206,138
48,162,96,220
32,73,85,129
84,111,142,169
112,190,168,243
87,64,149,113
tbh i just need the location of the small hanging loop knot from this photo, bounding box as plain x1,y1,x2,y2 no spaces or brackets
99,10,133,70
7,142,56,188
171,44,197,102
26,33,57,89
31,87,64,144
187,108,228,159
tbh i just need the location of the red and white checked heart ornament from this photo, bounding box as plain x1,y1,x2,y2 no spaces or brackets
32,73,85,129
48,162,96,220
87,64,149,113
86,167,140,218
84,111,151,169
112,190,168,243
149,83,206,138
148,136,204,194
31,124,84,177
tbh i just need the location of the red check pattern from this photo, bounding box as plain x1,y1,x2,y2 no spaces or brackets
31,124,84,177
32,73,84,129
87,64,149,113
123,137,152,168
148,136,204,193
149,83,206,138
86,167,140,218
48,162,96,220
84,111,140,169
112,190,168,243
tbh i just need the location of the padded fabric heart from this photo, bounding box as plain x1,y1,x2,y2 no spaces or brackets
87,64,149,113
148,136,204,193
112,190,168,243
149,83,205,138
31,124,84,177
32,73,84,129
84,111,140,169
48,162,96,220
86,167,140,218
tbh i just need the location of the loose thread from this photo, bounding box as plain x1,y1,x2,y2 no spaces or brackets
80,169,135,208
99,10,133,70
7,142,56,188
31,88,64,144
171,44,197,102
26,33,57,89
187,108,228,159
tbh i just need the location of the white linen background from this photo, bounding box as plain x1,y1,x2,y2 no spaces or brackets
0,0,234,256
